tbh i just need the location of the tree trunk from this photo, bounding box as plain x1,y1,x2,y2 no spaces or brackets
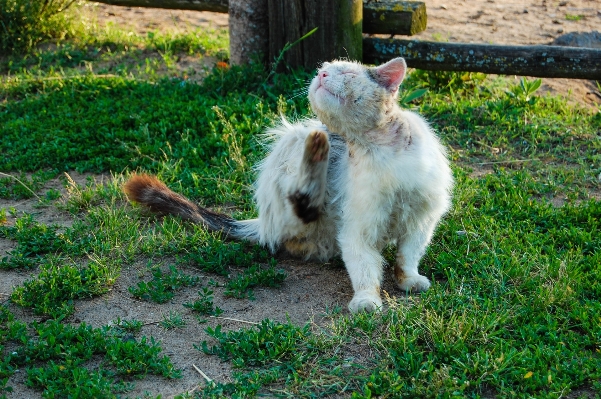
228,0,268,65
267,0,362,70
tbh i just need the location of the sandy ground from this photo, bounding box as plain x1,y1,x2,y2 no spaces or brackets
2,1,601,397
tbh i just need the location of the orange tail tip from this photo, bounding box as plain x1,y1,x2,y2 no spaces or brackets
123,173,168,204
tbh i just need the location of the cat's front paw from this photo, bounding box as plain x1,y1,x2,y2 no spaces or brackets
397,274,431,293
348,290,383,313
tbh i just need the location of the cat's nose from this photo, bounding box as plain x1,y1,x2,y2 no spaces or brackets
319,71,328,83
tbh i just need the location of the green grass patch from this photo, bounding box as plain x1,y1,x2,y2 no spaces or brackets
11,256,119,317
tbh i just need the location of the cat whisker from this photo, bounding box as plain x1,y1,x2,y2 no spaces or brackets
288,89,309,101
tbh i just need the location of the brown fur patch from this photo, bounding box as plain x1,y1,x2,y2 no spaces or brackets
284,237,316,257
288,192,320,224
393,254,406,283
306,130,329,163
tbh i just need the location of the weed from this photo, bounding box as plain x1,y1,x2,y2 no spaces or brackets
112,318,143,334
105,335,181,378
129,265,199,303
26,362,115,398
2,319,180,397
185,239,271,276
44,188,61,201
61,173,103,213
506,77,542,105
159,311,186,329
224,261,286,299
197,319,363,397
0,171,52,200
398,88,428,107
183,287,223,317
201,320,313,367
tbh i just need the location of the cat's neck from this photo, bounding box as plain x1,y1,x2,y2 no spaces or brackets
328,107,410,151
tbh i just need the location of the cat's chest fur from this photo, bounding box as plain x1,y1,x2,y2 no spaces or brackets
333,119,432,246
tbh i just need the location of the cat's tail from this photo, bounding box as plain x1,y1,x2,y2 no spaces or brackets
123,174,259,241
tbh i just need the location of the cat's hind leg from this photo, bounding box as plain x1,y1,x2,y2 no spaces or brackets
288,130,330,224
393,225,435,293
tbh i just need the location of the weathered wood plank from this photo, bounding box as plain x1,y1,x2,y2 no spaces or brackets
363,38,601,79
363,0,426,35
268,0,362,69
90,0,426,36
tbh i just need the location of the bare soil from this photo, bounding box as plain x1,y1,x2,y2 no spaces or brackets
2,1,601,397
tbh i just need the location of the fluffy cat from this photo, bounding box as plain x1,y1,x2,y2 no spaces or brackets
123,57,453,313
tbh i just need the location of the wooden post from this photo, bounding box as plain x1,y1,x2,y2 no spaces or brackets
267,0,362,70
228,0,268,65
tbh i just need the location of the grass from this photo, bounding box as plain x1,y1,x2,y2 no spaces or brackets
0,307,179,398
0,7,600,398
565,14,584,21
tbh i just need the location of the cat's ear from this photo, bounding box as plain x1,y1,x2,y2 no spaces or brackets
373,57,407,93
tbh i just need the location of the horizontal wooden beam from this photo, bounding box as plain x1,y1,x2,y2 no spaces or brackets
90,0,426,35
363,38,601,80
92,0,229,12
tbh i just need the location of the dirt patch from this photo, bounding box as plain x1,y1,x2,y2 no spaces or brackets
84,2,228,34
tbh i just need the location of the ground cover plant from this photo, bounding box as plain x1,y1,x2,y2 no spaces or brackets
1,8,600,398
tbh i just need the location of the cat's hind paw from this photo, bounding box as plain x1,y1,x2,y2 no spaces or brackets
348,290,383,313
305,130,329,163
397,274,431,293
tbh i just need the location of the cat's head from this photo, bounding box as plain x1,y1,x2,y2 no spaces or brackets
308,57,407,138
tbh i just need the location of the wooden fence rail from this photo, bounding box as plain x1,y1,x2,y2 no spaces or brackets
91,0,427,36
363,38,601,80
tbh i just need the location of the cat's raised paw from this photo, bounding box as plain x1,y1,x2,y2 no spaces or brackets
306,130,329,163
397,274,431,293
348,290,383,313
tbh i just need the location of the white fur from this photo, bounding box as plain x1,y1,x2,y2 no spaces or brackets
243,58,453,313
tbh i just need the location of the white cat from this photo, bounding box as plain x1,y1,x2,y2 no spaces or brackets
124,57,453,313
